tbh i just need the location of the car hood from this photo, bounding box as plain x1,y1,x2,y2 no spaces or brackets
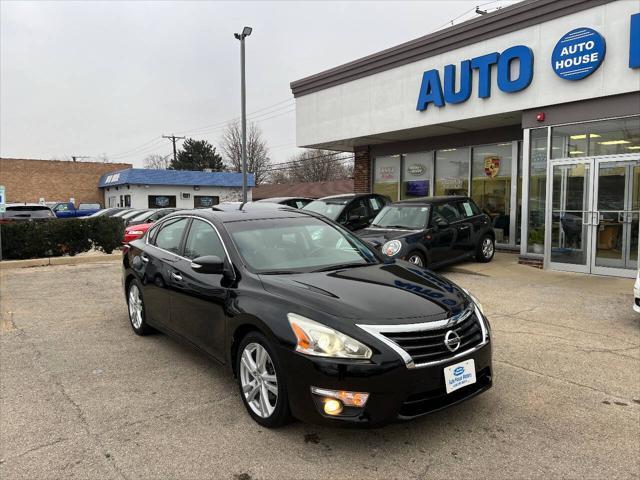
355,227,417,248
259,262,468,324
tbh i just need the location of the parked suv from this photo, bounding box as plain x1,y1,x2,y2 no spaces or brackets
355,196,495,268
0,203,56,223
303,193,389,231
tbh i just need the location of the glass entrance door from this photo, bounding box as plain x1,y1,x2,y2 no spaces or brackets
592,159,640,276
547,156,639,277
547,161,593,273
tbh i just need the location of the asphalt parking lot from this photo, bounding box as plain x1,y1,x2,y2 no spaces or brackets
1,254,639,480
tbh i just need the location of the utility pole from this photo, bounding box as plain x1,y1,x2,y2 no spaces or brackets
162,135,185,164
234,26,252,204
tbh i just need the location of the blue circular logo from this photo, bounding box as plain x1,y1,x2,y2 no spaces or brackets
551,27,606,80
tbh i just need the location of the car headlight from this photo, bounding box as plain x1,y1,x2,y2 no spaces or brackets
287,313,372,359
382,240,402,257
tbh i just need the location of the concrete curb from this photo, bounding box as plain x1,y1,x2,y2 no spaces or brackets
0,253,121,270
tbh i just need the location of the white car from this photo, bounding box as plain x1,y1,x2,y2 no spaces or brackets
634,271,640,313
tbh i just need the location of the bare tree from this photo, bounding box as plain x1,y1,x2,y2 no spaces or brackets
144,153,171,170
221,121,271,184
274,150,354,183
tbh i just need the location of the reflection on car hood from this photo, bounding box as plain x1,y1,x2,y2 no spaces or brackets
259,263,468,324
355,228,417,248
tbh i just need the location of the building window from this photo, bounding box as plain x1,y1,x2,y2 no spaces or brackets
551,116,640,158
373,155,400,201
527,128,548,254
148,195,176,208
124,195,131,207
471,143,512,244
194,195,219,208
401,152,433,200
435,148,470,196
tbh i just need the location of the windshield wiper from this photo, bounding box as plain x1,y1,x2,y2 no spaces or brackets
380,225,413,229
311,262,373,273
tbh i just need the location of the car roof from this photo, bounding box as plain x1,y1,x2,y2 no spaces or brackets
256,197,311,203
395,195,471,205
6,203,51,208
169,205,312,223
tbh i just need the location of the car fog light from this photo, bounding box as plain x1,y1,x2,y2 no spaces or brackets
311,387,370,408
323,399,343,416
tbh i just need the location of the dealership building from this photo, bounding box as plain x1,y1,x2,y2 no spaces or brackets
98,168,254,209
291,0,640,277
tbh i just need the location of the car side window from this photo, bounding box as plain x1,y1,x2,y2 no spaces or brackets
434,203,462,223
153,217,189,254
346,199,369,220
368,197,384,215
183,219,226,260
457,200,479,218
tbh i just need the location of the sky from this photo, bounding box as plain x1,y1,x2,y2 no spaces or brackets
0,0,519,168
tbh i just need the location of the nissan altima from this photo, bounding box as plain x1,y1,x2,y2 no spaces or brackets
122,207,492,427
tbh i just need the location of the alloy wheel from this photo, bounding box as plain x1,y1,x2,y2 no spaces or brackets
482,238,494,259
239,343,278,418
408,254,424,267
128,284,143,329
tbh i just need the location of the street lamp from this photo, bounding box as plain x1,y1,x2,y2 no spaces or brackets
234,26,252,204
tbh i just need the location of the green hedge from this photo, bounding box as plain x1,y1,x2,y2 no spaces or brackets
1,216,125,260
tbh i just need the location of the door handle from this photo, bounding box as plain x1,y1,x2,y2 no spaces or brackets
140,254,149,263
582,211,591,226
459,225,470,230
593,211,600,226
170,271,183,281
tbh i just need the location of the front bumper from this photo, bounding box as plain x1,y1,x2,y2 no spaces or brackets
280,339,492,427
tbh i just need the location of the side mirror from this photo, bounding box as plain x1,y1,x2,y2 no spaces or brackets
191,255,224,274
432,218,449,229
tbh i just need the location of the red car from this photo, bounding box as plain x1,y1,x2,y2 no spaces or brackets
123,222,152,243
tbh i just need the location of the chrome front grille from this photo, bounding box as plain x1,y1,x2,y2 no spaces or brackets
357,306,487,368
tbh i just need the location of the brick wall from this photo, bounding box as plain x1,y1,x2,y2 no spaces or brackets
353,146,371,193
0,158,132,206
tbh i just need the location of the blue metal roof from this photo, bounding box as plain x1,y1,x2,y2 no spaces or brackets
98,168,255,188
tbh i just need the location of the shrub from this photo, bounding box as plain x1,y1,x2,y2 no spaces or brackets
0,216,125,260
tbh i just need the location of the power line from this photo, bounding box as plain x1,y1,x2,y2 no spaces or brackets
162,134,186,163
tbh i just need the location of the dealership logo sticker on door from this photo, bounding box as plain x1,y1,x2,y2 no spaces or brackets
552,27,606,80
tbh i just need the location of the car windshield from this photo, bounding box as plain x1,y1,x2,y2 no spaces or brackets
130,210,153,222
302,199,348,220
225,217,379,273
371,205,430,229
121,210,146,220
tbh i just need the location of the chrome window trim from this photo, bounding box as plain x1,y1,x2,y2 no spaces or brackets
356,305,488,369
144,214,233,266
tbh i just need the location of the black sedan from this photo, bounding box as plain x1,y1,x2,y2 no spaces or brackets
356,196,495,269
303,193,389,230
122,207,492,427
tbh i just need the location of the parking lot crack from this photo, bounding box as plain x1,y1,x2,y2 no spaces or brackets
3,437,68,461
496,359,635,403
493,313,640,347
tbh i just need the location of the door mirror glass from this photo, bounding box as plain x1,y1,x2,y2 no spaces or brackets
191,255,224,274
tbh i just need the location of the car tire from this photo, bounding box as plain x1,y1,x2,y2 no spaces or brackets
126,279,152,335
236,332,291,428
406,251,426,267
476,235,495,263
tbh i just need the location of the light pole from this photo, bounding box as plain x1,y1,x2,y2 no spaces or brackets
234,26,252,204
